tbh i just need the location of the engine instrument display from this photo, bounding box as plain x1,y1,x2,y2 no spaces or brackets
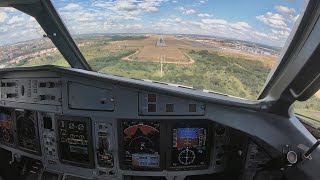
16,110,40,153
171,125,210,169
122,121,161,169
57,116,93,168
0,109,14,145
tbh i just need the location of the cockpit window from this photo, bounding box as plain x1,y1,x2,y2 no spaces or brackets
1,1,307,100
0,7,69,68
51,0,307,100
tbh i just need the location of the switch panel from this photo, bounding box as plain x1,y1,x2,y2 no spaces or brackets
0,78,61,105
139,92,206,116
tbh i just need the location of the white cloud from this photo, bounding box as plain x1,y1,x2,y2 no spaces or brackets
176,6,185,11
0,27,8,32
201,18,228,25
7,16,24,25
289,14,299,22
271,29,290,39
63,3,82,10
0,12,8,23
256,12,289,30
0,1,295,47
116,1,138,11
138,1,161,12
275,5,296,14
93,2,113,8
185,9,197,14
253,31,268,38
230,22,251,31
197,13,212,17
2,7,17,13
176,6,197,15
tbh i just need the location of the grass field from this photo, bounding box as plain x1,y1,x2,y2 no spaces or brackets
295,109,320,126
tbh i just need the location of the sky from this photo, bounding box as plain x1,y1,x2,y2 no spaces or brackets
0,0,307,47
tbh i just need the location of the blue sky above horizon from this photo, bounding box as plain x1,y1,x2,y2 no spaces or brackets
0,0,307,47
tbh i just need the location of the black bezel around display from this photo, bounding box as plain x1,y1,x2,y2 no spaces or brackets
166,120,212,171
118,119,166,171
0,108,15,147
14,109,41,155
56,115,94,169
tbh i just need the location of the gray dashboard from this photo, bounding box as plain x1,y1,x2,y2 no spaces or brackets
0,65,318,180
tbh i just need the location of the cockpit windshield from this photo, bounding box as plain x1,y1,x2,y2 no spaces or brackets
0,0,307,100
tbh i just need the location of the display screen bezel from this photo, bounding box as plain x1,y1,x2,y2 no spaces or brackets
56,115,94,169
14,109,41,155
0,108,14,147
166,120,213,171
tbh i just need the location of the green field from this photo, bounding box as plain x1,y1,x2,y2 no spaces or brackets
295,109,320,126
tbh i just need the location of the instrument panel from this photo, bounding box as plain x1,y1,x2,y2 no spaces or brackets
0,67,257,180
120,120,213,171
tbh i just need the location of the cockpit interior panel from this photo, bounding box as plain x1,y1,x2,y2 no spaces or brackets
0,66,318,180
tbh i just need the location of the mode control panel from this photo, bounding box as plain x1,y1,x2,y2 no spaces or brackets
0,78,62,105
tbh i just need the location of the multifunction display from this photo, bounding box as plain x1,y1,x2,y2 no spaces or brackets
57,116,93,168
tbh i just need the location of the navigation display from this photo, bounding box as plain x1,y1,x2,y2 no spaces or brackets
122,121,161,169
